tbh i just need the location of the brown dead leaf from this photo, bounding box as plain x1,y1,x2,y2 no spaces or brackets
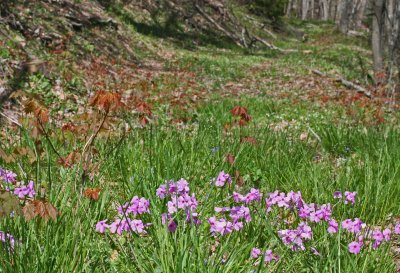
58,150,81,168
235,170,244,187
23,200,58,221
240,136,257,145
83,188,101,201
225,153,235,165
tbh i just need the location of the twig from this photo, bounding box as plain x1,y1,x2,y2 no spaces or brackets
312,69,373,99
0,111,22,127
307,126,321,142
81,110,109,157
37,119,64,161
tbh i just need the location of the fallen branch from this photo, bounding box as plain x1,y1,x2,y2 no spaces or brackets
194,4,243,47
0,111,21,127
312,69,372,98
0,86,14,105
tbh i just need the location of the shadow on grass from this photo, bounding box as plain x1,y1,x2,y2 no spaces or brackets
108,5,245,51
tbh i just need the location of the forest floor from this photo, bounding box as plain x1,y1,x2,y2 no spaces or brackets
1,1,400,272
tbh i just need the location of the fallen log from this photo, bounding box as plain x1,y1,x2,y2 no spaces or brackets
312,69,372,99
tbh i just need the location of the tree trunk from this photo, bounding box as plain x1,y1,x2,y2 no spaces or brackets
301,0,309,19
286,0,295,16
338,0,351,33
354,0,367,29
310,0,315,19
320,0,329,20
371,0,385,75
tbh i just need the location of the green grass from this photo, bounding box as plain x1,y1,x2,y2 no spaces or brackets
1,95,400,272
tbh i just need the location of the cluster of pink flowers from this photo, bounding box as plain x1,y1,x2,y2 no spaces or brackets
341,218,365,234
343,221,400,254
14,181,36,199
333,191,357,205
93,170,400,261
208,205,251,235
213,171,232,187
0,168,36,199
298,203,332,223
208,217,243,235
0,168,17,184
265,191,304,212
156,179,201,232
251,248,279,262
95,196,150,235
232,188,262,204
278,222,313,251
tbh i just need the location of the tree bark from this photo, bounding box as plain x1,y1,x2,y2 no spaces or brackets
371,0,385,74
320,0,329,20
354,0,367,29
338,0,351,33
301,0,309,20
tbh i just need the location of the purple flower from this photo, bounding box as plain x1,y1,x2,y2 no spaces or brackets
383,228,391,241
168,180,177,194
208,217,234,235
264,250,279,262
129,219,146,234
214,171,231,187
14,181,36,199
232,192,245,203
156,184,167,199
244,188,262,204
161,213,168,225
176,179,190,194
95,220,109,233
327,219,339,234
311,247,320,256
230,206,251,223
109,219,124,235
333,191,342,199
348,241,362,254
233,221,243,231
372,230,384,241
344,191,357,205
1,170,17,184
0,231,15,250
214,207,231,213
341,218,364,234
118,196,150,216
265,191,304,213
278,222,312,251
251,248,261,258
395,224,400,235
168,220,177,232
167,198,178,214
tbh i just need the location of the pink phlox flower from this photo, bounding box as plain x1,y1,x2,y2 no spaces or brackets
251,248,261,258
344,191,357,205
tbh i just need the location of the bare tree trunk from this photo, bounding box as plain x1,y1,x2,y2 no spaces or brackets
320,0,329,20
334,0,342,23
385,0,400,82
302,0,309,19
354,0,367,29
286,0,295,16
310,0,315,19
339,0,351,33
371,0,385,75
